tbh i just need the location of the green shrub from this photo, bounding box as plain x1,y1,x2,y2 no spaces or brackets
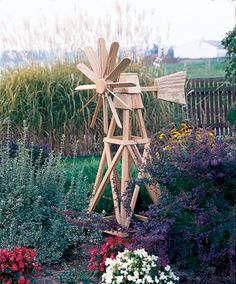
222,27,236,84
0,130,94,264
227,102,236,129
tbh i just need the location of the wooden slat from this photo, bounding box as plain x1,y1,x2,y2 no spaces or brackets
215,89,219,125
80,93,98,112
136,109,148,139
85,46,101,78
104,143,121,224
210,91,215,127
206,91,210,125
120,110,131,227
90,95,102,128
91,149,106,195
105,42,119,76
75,84,96,91
107,95,122,128
219,90,223,125
103,97,109,134
77,63,97,83
88,145,124,212
98,38,107,77
105,58,131,82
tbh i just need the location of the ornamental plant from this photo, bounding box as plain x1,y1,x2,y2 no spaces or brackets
158,122,215,151
132,126,236,275
101,248,179,284
222,26,236,84
89,236,133,275
0,247,41,284
0,129,92,263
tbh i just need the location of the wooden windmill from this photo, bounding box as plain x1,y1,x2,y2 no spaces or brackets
75,38,186,233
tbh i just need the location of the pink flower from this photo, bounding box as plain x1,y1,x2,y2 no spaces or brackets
11,263,18,272
18,276,25,284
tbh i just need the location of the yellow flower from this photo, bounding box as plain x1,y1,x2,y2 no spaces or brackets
159,133,165,140
163,146,171,151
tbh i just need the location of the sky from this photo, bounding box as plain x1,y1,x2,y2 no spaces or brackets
0,0,235,52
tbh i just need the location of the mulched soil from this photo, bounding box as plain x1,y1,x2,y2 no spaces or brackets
35,246,235,284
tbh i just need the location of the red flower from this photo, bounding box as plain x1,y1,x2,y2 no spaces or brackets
18,276,25,284
18,261,25,269
110,253,116,260
16,254,23,262
11,263,18,272
29,250,36,258
0,247,41,283
89,248,99,255
88,236,134,275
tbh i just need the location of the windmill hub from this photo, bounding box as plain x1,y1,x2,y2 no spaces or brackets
96,79,107,94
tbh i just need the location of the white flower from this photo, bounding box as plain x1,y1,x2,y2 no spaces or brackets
146,275,154,283
165,265,171,271
128,274,135,281
101,249,178,284
105,258,114,266
160,272,167,280
116,275,123,283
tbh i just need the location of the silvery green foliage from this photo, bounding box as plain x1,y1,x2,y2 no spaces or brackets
0,134,92,264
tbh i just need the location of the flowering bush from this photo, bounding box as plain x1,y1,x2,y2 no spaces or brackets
89,236,133,274
132,127,236,275
0,247,41,284
159,122,215,151
101,249,179,284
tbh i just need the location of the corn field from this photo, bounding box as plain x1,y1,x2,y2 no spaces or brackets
0,62,183,155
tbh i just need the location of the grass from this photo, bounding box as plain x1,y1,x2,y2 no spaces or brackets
62,155,152,215
162,58,225,78
144,58,226,79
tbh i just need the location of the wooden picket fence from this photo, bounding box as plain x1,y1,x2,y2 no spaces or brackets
185,77,236,136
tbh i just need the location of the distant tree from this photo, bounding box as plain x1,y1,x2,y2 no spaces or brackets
167,46,174,58
222,26,236,84
150,44,159,55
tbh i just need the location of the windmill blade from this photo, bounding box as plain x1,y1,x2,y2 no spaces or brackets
77,63,97,83
75,84,96,91
107,95,122,129
85,46,101,78
103,96,109,134
98,38,107,77
90,95,103,128
107,88,132,111
80,93,98,112
108,82,136,88
105,57,131,82
104,41,119,76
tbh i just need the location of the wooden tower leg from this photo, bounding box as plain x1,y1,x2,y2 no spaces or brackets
105,116,121,224
121,109,132,227
88,145,124,212
88,116,122,224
